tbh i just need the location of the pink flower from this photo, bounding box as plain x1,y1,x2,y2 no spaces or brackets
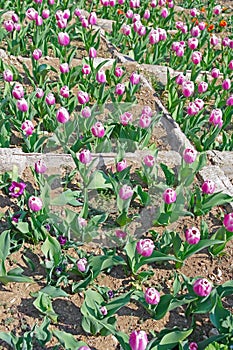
139,114,152,128
58,32,70,46
121,24,131,36
183,148,197,163
9,181,26,198
193,278,212,297
161,7,168,18
82,64,91,75
211,68,220,79
198,81,208,93
96,70,106,84
190,26,200,37
60,63,69,73
143,155,155,167
201,180,215,194
88,12,97,25
56,107,70,123
115,67,123,77
79,149,92,164
149,30,159,44
100,306,107,316
209,109,223,128
223,213,233,232
28,196,43,211
163,188,176,204
22,120,34,136
136,238,155,257
143,9,150,20
119,184,133,200
77,91,89,104
60,85,69,98
190,8,199,17
81,106,91,118
194,98,204,110
182,81,194,97
142,106,152,116
222,78,231,91
226,95,233,106
176,73,185,85
115,83,125,95
89,47,97,58
116,159,127,172
36,15,43,26
130,72,140,85
35,88,44,98
187,102,199,116
17,98,28,112
144,287,160,304
188,37,198,50
91,121,105,137
45,92,56,105
26,8,38,21
115,230,127,239
185,227,200,244
42,9,50,19
120,112,133,126
210,34,219,46
77,258,87,272
35,159,47,174
213,5,221,15
3,69,13,82
228,60,233,70
189,342,198,350
12,83,24,99
191,51,202,64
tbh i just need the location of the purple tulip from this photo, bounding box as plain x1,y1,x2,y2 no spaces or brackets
56,107,70,123
119,184,133,200
96,70,106,84
12,13,19,22
45,92,56,105
129,330,148,350
4,20,14,32
226,95,233,106
185,227,200,244
182,81,194,97
116,159,127,172
60,85,69,98
79,149,92,164
223,213,233,232
60,63,69,74
213,5,221,15
89,47,97,58
191,51,202,65
36,15,43,26
35,88,44,98
139,114,152,128
121,24,131,36
82,64,91,75
88,12,97,25
120,112,133,126
115,83,125,95
222,78,231,91
28,196,43,211
188,37,198,50
194,98,204,111
183,148,197,164
210,34,219,46
130,72,140,85
115,67,123,77
35,159,47,174
17,98,28,112
26,8,38,21
9,181,26,198
77,91,89,104
81,106,91,118
58,236,67,245
144,287,160,304
189,342,198,350
198,81,208,93
228,60,233,70
21,120,34,136
91,121,105,138
143,9,150,20
190,26,200,37
161,7,168,18
3,69,13,82
77,258,87,272
163,188,176,204
143,155,155,167
42,9,50,19
100,306,107,316
193,278,212,297
187,102,199,116
136,238,155,257
176,73,185,85
12,83,24,99
201,180,215,194
58,32,70,46
209,109,223,128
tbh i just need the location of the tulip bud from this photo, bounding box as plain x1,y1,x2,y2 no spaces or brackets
115,83,125,95
193,278,212,297
35,88,44,98
88,12,97,25
4,20,15,32
35,159,47,173
32,48,42,60
60,85,69,98
77,258,87,272
3,69,13,82
130,72,140,85
60,62,69,73
222,78,231,90
82,64,91,75
119,184,133,200
201,179,215,194
81,106,91,118
58,32,70,46
28,196,43,211
136,238,154,257
163,188,176,204
191,51,202,64
45,92,56,105
182,80,194,97
21,120,34,136
56,107,70,123
12,83,24,99
116,159,127,172
183,148,197,164
91,121,105,137
17,98,28,112
198,81,208,93
77,91,89,104
143,155,155,167
223,212,233,232
185,227,201,244
189,342,198,350
120,112,133,126
144,287,160,304
96,70,106,84
209,109,223,128
139,114,152,128
211,68,220,78
79,149,92,164
129,330,148,350
89,47,97,58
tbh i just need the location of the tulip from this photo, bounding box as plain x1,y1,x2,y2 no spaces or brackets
115,230,127,238
126,9,133,18
36,15,43,26
222,37,230,47
150,0,157,8
193,278,212,297
12,83,24,99
175,73,185,85
182,81,194,97
88,12,97,25
120,112,133,126
77,258,87,272
149,30,159,44
57,19,67,29
129,330,148,350
116,159,127,172
119,184,133,200
142,106,152,116
42,9,50,19
183,148,197,164
78,217,87,227
32,48,42,60
143,9,150,20
78,347,90,350
45,92,56,105
115,83,125,95
161,7,168,18
12,13,19,22
96,70,106,84
209,109,223,128
185,227,200,244
91,121,105,137
28,196,43,211
89,47,97,58
35,159,47,174
191,51,202,64
198,22,206,30
144,287,160,304
130,72,140,85
188,37,198,50
115,67,123,77
35,88,44,98
187,102,199,116
4,20,14,31
143,155,155,167
222,78,231,90
9,181,26,198
26,8,38,21
121,24,131,36
63,9,70,19
210,34,219,46
79,149,92,164
190,26,200,37
56,107,70,123
163,188,176,204
190,8,199,17
226,95,233,106
189,342,198,350
3,69,13,82
201,180,215,194
194,98,204,110
77,91,89,104
198,81,208,93
81,106,91,118
213,5,221,15
211,68,220,79
223,213,233,232
74,8,82,17
136,238,155,257
60,62,69,73
60,85,69,98
58,32,70,46
21,120,34,136
58,236,67,245
139,114,151,128
82,64,91,75
228,60,233,70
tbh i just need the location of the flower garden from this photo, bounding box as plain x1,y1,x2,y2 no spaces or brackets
0,0,233,349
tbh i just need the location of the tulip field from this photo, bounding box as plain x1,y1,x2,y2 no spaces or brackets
0,0,233,349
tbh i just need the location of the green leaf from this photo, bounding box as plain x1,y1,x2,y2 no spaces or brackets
39,285,69,298
0,274,33,285
41,235,61,266
53,329,88,350
202,192,233,212
33,292,58,323
50,189,82,206
87,170,112,190
160,163,175,186
0,230,10,261
159,328,193,345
